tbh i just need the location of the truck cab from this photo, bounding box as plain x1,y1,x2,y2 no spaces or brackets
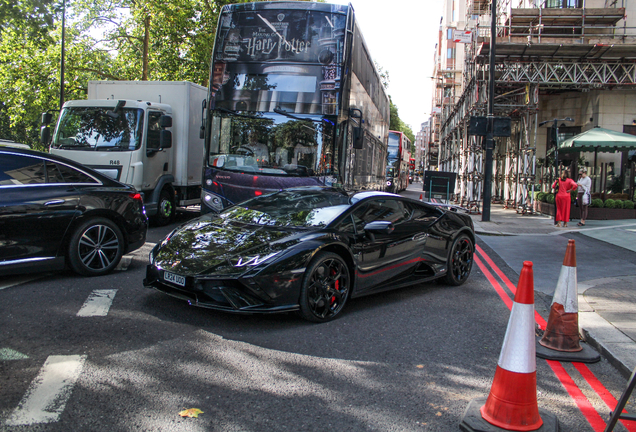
42,80,207,226
46,99,175,224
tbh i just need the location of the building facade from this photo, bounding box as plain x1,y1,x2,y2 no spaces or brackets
433,0,636,213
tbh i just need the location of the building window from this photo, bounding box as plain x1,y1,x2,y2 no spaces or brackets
545,0,582,8
447,48,455,59
447,28,453,39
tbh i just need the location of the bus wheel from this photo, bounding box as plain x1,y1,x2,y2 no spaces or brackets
153,189,175,226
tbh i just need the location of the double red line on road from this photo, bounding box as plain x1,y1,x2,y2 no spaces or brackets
474,244,635,432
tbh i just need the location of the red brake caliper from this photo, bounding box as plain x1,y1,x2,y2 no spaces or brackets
330,269,339,305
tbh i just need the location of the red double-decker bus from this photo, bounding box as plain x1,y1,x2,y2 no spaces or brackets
386,130,411,192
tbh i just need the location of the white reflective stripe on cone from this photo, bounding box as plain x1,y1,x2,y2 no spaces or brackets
552,266,578,314
498,302,536,374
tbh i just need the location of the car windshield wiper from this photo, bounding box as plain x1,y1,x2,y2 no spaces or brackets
213,107,262,120
55,144,92,149
273,108,322,123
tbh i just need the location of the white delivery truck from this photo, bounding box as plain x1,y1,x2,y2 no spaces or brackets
43,80,207,225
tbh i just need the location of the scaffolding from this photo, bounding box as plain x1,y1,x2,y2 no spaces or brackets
436,0,635,214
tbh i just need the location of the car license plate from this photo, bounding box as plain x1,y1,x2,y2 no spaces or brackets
163,271,185,287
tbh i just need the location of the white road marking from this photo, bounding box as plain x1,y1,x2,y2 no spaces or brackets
0,348,29,360
5,355,86,426
76,289,117,317
114,255,133,271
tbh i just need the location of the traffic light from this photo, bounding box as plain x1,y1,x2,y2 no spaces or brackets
468,116,511,137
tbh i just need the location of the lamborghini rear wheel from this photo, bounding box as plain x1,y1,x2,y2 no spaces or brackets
443,234,474,286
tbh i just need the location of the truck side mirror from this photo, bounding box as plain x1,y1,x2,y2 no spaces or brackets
41,112,53,125
40,125,51,145
160,115,172,128
353,126,364,149
160,130,172,149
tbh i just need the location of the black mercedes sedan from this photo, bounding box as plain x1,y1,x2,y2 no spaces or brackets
145,187,474,322
0,147,148,277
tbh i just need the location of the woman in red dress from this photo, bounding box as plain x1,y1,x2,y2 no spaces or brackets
551,170,578,227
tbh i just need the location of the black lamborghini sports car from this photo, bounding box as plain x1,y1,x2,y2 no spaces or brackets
144,187,475,322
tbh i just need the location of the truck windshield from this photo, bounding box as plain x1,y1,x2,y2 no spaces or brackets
208,111,335,177
51,107,144,151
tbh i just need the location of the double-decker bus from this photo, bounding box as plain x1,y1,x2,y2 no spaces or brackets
385,130,411,193
200,2,390,213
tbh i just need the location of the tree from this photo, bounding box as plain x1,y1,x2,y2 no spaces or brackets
388,96,415,148
0,15,116,148
375,61,390,89
0,0,60,41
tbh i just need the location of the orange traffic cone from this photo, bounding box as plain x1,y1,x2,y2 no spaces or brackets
540,239,580,352
536,239,600,363
419,194,423,201
460,262,559,432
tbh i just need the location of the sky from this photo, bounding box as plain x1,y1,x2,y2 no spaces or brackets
330,0,444,133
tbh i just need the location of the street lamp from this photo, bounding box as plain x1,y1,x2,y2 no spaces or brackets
59,0,66,111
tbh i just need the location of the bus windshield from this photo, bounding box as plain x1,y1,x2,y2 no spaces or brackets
51,107,144,151
211,7,347,115
388,132,400,159
208,111,335,177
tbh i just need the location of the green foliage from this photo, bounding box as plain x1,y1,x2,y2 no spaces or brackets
546,193,555,204
374,61,389,89
613,200,624,209
388,95,415,147
569,189,577,202
608,175,624,194
603,199,617,209
591,198,603,208
623,200,635,209
536,192,546,202
0,0,60,41
0,23,115,147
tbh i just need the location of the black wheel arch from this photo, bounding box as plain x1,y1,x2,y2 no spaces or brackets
455,227,475,247
309,242,357,295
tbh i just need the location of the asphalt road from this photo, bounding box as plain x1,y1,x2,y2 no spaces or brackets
0,206,634,431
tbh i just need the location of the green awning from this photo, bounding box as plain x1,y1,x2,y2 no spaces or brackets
553,127,636,153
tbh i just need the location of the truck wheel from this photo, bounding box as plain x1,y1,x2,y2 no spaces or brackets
68,217,124,276
153,189,175,226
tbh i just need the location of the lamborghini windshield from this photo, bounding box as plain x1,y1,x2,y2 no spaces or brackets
221,188,350,228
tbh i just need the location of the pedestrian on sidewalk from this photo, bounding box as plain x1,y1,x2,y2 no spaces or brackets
576,168,592,226
552,170,578,227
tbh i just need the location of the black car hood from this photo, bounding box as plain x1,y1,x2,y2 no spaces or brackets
153,217,307,277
